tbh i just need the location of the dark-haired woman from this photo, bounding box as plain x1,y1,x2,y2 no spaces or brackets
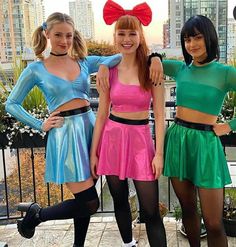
156,15,236,247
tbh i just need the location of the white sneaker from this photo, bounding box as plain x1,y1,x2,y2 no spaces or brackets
122,239,137,247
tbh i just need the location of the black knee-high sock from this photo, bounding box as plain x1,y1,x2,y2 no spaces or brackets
39,186,99,246
39,185,99,221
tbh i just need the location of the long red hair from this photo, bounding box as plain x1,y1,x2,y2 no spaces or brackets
114,15,151,90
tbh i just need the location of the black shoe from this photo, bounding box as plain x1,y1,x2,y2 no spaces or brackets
17,202,42,238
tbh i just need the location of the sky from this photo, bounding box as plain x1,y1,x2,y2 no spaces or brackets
43,0,235,45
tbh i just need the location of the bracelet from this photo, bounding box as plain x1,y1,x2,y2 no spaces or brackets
148,52,163,65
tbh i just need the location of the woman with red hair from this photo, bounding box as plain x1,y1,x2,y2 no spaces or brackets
90,1,167,246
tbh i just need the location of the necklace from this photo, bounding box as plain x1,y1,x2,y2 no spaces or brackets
50,52,68,56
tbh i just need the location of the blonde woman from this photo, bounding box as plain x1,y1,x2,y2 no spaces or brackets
6,12,121,247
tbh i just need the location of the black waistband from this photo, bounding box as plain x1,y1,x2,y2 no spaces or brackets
58,106,91,117
109,114,149,125
174,117,213,131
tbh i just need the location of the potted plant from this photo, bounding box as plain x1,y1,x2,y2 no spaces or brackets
159,202,168,219
173,203,207,238
223,187,236,237
219,90,236,147
0,57,48,148
128,189,139,221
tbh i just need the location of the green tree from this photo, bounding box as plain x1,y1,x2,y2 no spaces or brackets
87,40,117,56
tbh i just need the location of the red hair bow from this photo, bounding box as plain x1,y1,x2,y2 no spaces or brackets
103,0,152,26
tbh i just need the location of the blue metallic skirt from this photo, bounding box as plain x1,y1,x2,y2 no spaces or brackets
45,109,95,184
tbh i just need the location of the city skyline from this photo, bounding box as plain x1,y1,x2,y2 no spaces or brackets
44,0,235,45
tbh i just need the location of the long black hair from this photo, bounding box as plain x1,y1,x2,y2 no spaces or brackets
180,15,219,65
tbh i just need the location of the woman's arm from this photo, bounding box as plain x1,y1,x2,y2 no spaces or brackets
151,80,165,179
97,56,165,91
149,57,164,85
162,60,184,78
87,54,122,91
90,87,111,179
214,65,236,135
86,54,122,74
5,67,44,131
149,53,184,79
226,66,236,131
5,66,63,132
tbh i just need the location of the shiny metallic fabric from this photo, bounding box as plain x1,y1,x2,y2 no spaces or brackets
164,122,232,188
97,118,155,181
45,110,95,184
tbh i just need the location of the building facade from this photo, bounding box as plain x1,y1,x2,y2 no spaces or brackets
168,0,228,62
163,20,170,49
227,18,236,62
0,0,44,62
69,0,95,40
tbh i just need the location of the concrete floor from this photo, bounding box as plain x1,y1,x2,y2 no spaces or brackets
0,216,235,247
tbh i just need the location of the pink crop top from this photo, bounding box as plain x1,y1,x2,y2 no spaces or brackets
109,66,151,112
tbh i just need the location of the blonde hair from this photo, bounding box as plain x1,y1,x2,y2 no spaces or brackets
114,15,151,90
32,12,87,60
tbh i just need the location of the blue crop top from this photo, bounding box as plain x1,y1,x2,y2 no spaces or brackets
6,55,121,131
162,60,236,130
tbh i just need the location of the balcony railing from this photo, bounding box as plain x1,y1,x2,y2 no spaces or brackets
0,101,235,222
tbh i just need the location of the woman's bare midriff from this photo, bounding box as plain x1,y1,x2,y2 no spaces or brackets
111,110,149,120
176,106,218,125
55,98,90,113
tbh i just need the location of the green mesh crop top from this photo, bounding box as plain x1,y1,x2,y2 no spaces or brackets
162,60,236,130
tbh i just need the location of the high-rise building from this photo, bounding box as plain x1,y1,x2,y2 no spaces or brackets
163,20,170,48
168,0,228,62
0,0,44,62
227,18,236,62
168,0,184,49
69,0,95,41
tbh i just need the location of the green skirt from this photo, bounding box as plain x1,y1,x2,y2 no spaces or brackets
163,123,232,188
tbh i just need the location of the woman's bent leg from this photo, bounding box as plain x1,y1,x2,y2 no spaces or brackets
18,177,99,247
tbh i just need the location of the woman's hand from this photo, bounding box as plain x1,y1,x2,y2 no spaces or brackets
90,154,99,179
96,65,110,92
42,111,64,132
151,154,163,180
213,123,232,136
149,57,163,86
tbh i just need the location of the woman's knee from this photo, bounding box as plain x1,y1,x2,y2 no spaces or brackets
204,218,224,233
141,207,161,222
74,185,99,216
87,197,99,215
110,189,129,210
113,197,130,211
